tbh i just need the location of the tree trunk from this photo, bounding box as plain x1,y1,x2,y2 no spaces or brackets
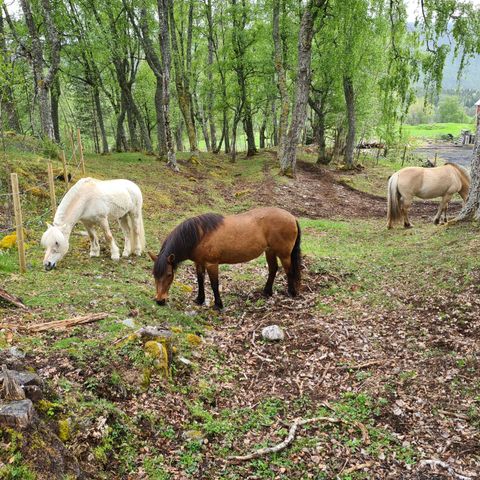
19,0,60,140
168,0,198,154
205,0,217,152
259,118,267,149
273,0,289,161
0,13,21,132
278,1,324,175
455,114,480,221
271,100,278,147
343,75,355,168
308,96,328,164
50,76,61,143
93,84,108,153
154,79,167,159
175,121,184,152
116,94,127,152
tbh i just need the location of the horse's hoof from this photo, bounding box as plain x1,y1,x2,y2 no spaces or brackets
287,290,297,298
263,289,273,297
111,254,120,261
213,303,223,311
194,297,205,305
90,252,100,257
122,252,131,258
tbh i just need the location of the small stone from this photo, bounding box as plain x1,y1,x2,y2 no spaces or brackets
7,347,25,359
182,429,204,442
261,325,285,341
0,399,34,428
121,318,136,329
178,356,192,366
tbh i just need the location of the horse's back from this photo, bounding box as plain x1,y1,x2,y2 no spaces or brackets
397,165,463,199
197,207,298,264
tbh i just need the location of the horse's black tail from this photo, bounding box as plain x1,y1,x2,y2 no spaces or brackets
290,221,302,295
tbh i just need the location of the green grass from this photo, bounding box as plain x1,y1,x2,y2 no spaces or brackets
402,122,475,140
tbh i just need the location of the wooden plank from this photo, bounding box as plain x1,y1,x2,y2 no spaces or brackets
47,162,56,215
77,128,85,175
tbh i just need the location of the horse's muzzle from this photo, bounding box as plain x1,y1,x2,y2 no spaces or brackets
155,299,166,306
44,262,55,271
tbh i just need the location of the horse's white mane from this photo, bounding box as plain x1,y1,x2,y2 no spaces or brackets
54,177,97,226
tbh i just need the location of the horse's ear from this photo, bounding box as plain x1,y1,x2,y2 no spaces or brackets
148,251,158,262
46,222,52,229
167,253,175,264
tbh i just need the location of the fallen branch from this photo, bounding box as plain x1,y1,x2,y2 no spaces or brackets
0,287,28,310
339,359,388,370
1,313,108,333
343,461,374,475
419,459,473,480
26,313,108,332
228,416,340,462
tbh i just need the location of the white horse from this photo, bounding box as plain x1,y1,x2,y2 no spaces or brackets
41,178,145,270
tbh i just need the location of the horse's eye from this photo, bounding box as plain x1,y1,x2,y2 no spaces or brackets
55,241,59,247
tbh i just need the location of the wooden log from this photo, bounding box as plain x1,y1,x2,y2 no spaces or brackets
77,129,85,175
26,312,108,332
0,287,28,310
47,162,56,215
69,128,77,164
10,173,26,273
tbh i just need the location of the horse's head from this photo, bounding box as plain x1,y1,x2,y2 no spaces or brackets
41,224,69,271
149,251,175,305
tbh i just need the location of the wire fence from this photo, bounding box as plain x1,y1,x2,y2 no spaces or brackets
0,132,85,238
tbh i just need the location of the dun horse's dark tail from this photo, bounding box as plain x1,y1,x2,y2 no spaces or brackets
290,221,302,293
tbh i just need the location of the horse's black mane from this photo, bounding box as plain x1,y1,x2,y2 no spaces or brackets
153,213,224,278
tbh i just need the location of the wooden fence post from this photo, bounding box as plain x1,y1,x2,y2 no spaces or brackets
47,162,57,215
61,150,69,190
77,129,85,175
69,129,77,165
402,146,407,166
10,173,26,273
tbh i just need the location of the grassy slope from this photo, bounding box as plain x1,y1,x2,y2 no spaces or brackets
1,139,479,479
403,122,475,139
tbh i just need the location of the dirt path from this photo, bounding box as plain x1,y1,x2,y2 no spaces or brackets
253,158,463,222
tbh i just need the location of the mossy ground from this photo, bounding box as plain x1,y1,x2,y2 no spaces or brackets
1,137,479,478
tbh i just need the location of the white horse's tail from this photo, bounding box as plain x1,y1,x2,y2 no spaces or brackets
137,210,146,251
387,173,402,228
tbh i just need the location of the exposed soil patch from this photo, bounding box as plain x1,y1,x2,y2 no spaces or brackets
253,158,463,222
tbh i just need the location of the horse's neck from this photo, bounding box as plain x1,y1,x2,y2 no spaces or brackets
53,188,87,236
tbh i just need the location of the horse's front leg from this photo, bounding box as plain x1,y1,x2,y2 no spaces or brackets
434,194,452,225
194,263,206,305
118,215,132,257
206,264,223,310
98,217,120,260
83,221,100,257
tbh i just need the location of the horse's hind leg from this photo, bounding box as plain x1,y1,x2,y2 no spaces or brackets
401,196,413,228
263,250,278,297
130,212,143,256
194,263,206,305
206,264,223,310
118,215,132,257
279,255,297,297
98,217,120,260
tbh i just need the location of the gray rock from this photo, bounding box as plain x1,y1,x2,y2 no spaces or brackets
7,347,25,359
0,369,44,388
0,399,34,428
261,325,285,342
121,318,136,329
136,326,173,341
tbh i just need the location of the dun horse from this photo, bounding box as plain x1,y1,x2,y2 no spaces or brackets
41,178,145,270
387,163,470,229
149,207,301,310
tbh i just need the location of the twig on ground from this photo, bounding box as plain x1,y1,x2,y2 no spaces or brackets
342,461,374,475
228,416,341,462
419,459,473,480
339,359,388,370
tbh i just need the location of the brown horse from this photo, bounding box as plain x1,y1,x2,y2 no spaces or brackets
387,163,470,229
149,207,301,310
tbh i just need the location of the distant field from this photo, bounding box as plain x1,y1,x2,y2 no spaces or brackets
403,122,475,139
